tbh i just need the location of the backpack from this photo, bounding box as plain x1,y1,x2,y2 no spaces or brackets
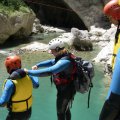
72,56,94,94
69,54,94,108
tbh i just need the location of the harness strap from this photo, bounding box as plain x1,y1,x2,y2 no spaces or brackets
87,77,93,108
115,21,120,44
87,82,93,108
12,95,32,110
87,87,91,108
112,54,117,57
53,54,76,85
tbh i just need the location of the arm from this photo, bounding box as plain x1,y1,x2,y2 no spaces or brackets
0,80,14,106
36,59,55,68
32,59,55,70
29,75,39,88
27,59,71,77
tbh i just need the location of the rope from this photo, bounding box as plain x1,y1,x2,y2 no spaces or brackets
24,0,74,12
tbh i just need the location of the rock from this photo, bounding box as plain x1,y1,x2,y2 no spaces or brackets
71,28,93,51
21,42,48,52
32,18,44,34
42,25,66,33
93,41,114,63
72,38,93,51
0,10,35,44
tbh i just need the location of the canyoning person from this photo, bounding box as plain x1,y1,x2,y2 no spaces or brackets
0,55,39,120
104,0,120,70
24,39,76,120
99,0,120,120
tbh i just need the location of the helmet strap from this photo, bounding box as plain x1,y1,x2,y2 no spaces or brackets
115,20,120,44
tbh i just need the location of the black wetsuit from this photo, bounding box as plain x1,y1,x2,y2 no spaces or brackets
54,54,76,120
99,21,120,120
56,81,76,120
6,108,31,120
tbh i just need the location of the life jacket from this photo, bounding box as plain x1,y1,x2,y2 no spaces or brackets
119,0,120,5
3,75,33,112
112,21,120,70
52,53,76,85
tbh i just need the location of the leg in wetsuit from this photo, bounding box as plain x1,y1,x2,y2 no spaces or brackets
56,82,76,120
6,107,31,120
99,93,120,120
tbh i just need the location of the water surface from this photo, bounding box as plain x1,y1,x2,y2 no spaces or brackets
0,33,109,120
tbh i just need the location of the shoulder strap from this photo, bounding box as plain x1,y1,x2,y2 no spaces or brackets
115,21,120,44
87,82,93,108
61,53,77,62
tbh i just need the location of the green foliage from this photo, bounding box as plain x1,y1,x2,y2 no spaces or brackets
0,0,30,14
1,0,27,10
19,6,31,13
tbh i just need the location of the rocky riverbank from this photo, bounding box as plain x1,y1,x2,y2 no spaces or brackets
0,17,117,76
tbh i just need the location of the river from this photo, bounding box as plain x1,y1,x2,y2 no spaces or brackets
0,32,109,120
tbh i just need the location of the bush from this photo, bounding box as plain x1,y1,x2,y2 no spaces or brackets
1,0,26,10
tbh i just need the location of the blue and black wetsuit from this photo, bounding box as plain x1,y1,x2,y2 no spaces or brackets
0,69,39,120
99,50,120,120
99,23,120,120
27,53,76,120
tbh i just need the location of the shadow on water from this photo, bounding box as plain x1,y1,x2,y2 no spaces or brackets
0,32,62,49
0,37,31,49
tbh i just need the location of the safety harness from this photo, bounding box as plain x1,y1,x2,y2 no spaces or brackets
51,53,76,85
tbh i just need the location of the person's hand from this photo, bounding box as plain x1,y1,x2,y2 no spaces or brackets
32,65,38,70
24,68,28,74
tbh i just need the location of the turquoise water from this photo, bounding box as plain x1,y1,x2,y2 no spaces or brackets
0,51,109,120
0,33,109,120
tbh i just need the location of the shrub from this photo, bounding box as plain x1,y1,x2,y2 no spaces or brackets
1,0,26,10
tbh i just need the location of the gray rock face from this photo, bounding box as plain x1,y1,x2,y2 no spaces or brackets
0,11,35,44
25,0,110,29
25,0,87,30
64,0,110,29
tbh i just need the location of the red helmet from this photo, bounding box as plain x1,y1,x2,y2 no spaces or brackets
103,0,120,20
5,56,21,74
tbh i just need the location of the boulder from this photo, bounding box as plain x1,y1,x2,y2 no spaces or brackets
0,11,35,44
71,28,93,51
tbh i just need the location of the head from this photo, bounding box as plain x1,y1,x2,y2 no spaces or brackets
4,55,21,74
48,39,67,56
103,0,120,23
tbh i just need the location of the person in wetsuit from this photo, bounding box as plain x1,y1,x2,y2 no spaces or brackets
24,39,76,120
99,0,120,120
0,55,39,120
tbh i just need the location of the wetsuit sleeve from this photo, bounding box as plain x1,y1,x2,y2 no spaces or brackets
29,75,39,88
0,80,14,106
36,59,55,68
27,59,71,77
